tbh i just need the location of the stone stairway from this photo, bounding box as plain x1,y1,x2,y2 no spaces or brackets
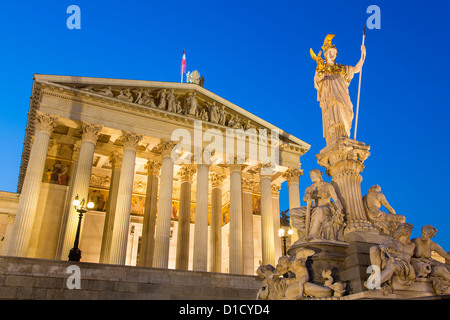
0,256,260,300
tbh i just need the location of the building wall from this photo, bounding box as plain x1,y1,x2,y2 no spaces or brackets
0,191,19,254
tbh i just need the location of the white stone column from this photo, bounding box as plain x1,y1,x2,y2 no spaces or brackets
209,172,225,273
138,159,160,267
99,152,122,263
152,140,175,269
229,164,243,274
242,178,256,275
59,121,102,260
175,165,195,270
7,111,59,257
193,163,209,271
272,184,282,260
109,131,143,265
282,168,303,242
260,166,275,266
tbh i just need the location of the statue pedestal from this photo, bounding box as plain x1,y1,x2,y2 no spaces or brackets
316,138,377,234
288,239,348,285
340,231,392,294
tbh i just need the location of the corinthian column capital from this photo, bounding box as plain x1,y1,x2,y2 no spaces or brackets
178,165,196,183
145,159,161,176
81,121,103,144
209,172,225,188
109,151,123,167
155,139,176,158
34,110,59,136
282,168,303,184
242,177,257,193
271,184,281,197
121,130,143,151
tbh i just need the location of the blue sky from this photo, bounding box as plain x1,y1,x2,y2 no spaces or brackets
0,0,449,249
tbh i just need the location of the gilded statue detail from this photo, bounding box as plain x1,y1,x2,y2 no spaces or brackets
311,34,366,144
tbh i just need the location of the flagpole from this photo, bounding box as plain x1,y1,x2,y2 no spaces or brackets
181,47,186,83
354,27,365,140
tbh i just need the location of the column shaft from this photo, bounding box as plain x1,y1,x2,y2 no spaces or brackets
260,174,275,266
209,172,224,273
153,141,175,268
242,178,255,275
193,164,209,271
175,165,195,270
8,112,58,257
109,131,142,265
59,122,102,260
272,185,282,261
99,153,121,263
229,165,243,274
282,168,303,242
138,160,160,267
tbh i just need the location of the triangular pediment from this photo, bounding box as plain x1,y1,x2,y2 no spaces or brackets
34,74,310,153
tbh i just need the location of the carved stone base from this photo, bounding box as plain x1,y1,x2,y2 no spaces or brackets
344,278,440,300
288,239,348,285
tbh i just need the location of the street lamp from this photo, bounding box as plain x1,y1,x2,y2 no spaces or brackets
68,195,94,262
278,226,294,256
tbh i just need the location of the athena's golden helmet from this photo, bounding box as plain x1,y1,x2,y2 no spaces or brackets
321,34,336,52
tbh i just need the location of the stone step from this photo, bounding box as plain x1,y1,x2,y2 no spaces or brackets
0,256,260,300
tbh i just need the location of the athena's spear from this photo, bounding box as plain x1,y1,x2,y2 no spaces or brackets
354,27,365,140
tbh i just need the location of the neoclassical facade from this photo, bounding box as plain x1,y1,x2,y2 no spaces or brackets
0,74,309,275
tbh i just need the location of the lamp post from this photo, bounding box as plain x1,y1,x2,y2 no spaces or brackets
278,226,294,256
68,195,94,262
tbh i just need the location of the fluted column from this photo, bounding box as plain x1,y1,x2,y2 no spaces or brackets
153,140,176,269
272,184,282,261
99,152,122,263
209,172,225,273
193,163,209,271
7,111,59,257
229,164,243,274
138,159,161,267
59,121,102,260
260,166,275,266
175,165,195,270
282,168,303,242
242,178,256,275
109,131,143,265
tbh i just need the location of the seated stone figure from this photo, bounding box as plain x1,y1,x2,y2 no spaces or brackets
366,223,416,294
411,225,450,295
363,185,406,235
256,249,344,300
290,169,345,241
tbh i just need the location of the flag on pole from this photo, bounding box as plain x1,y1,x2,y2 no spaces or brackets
180,48,186,82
